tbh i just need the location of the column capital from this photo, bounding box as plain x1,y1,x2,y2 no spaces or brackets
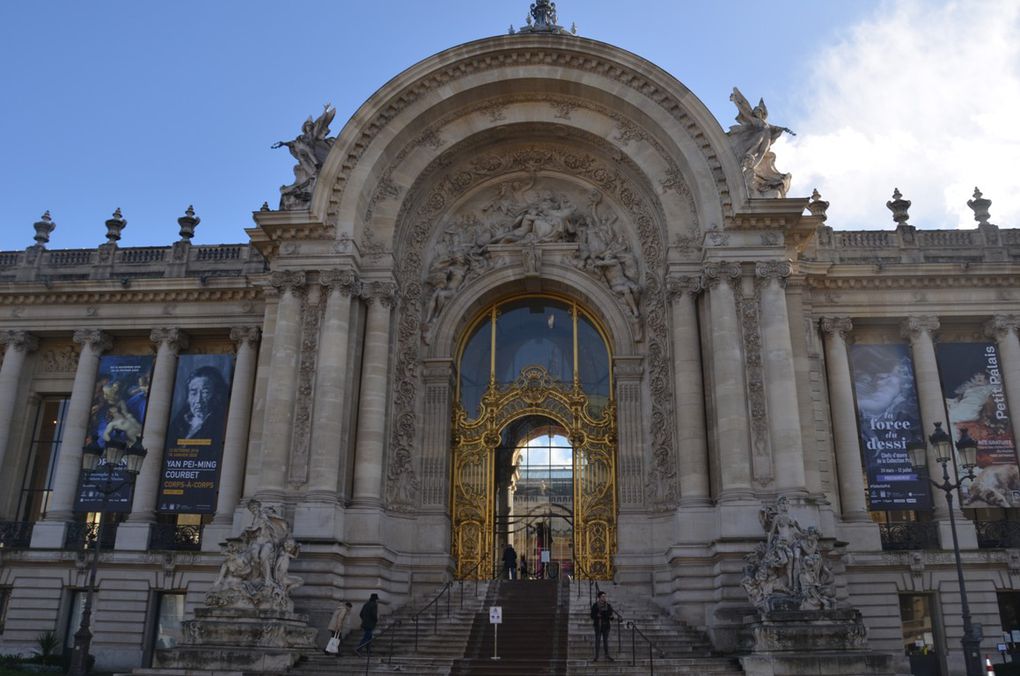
985,315,1020,341
269,270,307,296
0,330,39,353
230,325,262,348
665,274,702,300
613,355,645,380
700,261,741,290
149,327,189,354
900,315,940,341
320,268,361,296
361,280,398,308
819,316,853,339
754,260,792,288
72,329,112,354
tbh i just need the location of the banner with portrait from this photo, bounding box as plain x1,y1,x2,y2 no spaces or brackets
848,344,931,510
157,354,234,513
936,342,1019,508
75,355,155,512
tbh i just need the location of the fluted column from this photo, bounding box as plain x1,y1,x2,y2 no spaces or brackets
0,331,39,471
756,262,807,495
901,316,953,520
256,271,306,498
213,326,261,524
820,317,870,521
307,269,359,498
46,330,113,520
702,262,752,500
665,274,709,505
128,328,188,522
986,315,1020,427
351,280,397,506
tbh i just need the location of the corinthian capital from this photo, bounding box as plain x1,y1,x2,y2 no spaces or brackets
665,274,702,300
985,315,1020,341
819,317,853,339
700,261,741,290
900,315,940,341
73,329,113,354
230,325,262,348
149,327,189,354
269,270,307,296
361,280,398,308
754,261,792,287
0,330,39,353
321,268,361,297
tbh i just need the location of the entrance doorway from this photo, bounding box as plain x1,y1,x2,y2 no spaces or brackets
451,296,617,580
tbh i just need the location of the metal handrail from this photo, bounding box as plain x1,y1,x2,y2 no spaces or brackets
624,618,665,674
572,559,602,607
455,559,483,608
410,581,452,651
355,618,402,675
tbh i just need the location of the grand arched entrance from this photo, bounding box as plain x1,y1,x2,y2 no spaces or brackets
451,295,617,579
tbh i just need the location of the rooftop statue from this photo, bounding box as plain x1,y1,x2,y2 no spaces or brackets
727,88,795,199
272,104,336,210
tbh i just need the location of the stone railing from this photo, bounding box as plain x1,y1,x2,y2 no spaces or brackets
975,519,1020,549
0,521,34,549
149,523,203,551
0,242,265,283
812,223,1019,265
878,521,940,551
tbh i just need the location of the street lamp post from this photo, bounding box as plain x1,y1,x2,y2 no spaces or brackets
907,422,982,676
68,434,146,676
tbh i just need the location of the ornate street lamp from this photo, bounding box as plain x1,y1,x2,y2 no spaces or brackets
907,422,982,676
68,434,146,676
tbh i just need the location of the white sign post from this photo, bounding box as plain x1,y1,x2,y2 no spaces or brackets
489,606,502,660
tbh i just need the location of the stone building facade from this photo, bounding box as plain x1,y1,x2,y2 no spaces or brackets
1,16,1019,676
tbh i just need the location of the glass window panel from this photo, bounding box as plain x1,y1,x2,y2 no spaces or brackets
459,318,492,419
20,398,69,522
495,299,572,385
577,315,610,411
154,592,186,650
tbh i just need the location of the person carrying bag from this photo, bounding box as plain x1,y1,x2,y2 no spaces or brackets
325,601,352,656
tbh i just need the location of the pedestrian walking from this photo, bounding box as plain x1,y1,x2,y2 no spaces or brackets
590,590,615,662
355,593,379,656
502,543,517,580
325,601,352,656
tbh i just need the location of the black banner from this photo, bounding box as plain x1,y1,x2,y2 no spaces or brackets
849,344,931,510
157,354,234,513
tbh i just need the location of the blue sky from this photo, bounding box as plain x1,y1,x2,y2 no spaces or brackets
1,0,1017,250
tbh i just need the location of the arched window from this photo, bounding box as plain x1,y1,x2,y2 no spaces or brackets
457,296,611,418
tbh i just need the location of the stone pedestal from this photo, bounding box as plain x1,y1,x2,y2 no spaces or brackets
152,607,316,673
739,609,895,676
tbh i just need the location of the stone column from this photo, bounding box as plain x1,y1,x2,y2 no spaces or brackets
665,275,709,505
421,359,454,508
255,271,306,500
819,317,869,521
43,330,113,521
614,357,646,508
755,262,807,495
0,331,39,471
702,262,752,500
901,316,956,523
351,280,397,506
986,315,1020,427
307,269,359,498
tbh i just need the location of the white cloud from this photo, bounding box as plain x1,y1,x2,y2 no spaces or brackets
778,0,1020,230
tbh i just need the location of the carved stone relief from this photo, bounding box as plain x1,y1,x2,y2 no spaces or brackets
287,284,321,486
740,292,773,486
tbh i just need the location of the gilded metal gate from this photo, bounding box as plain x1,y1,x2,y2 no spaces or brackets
451,365,617,579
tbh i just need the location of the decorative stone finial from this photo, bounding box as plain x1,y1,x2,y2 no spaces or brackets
260,201,271,212
515,0,572,35
177,205,200,241
33,211,55,247
807,189,829,223
967,187,992,226
886,189,910,227
105,208,127,243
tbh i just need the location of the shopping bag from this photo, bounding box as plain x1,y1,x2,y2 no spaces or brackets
325,634,340,654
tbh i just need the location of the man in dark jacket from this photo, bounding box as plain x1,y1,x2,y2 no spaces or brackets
502,543,517,580
590,591,615,661
355,593,379,656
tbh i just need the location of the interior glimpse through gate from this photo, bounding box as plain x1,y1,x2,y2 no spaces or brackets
450,296,617,580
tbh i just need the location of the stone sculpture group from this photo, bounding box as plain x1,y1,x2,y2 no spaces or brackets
727,87,794,199
273,104,336,210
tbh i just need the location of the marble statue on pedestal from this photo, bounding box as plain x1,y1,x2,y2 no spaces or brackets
727,88,794,199
273,104,336,210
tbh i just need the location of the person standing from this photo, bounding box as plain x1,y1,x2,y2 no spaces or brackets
502,543,517,580
590,591,615,662
519,553,528,580
326,601,352,657
355,593,379,656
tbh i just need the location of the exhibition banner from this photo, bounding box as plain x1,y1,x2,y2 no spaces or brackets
157,354,234,513
936,342,1019,508
75,355,154,512
848,344,931,510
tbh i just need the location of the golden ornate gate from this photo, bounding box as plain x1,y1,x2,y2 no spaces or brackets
451,365,617,579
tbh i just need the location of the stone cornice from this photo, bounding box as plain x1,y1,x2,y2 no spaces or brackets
805,272,1020,290
0,287,261,306
246,209,334,259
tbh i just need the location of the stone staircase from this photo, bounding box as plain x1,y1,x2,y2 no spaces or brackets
565,581,745,675
289,579,491,675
